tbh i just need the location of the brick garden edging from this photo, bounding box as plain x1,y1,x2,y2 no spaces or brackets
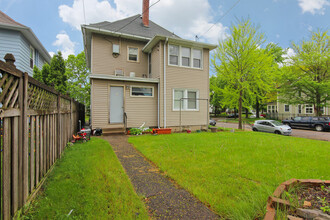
264,179,330,220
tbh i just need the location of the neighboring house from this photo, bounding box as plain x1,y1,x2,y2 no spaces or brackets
82,0,216,133
267,101,329,120
0,10,51,76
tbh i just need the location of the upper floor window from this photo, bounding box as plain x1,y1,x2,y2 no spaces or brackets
181,47,190,67
284,104,290,112
30,46,35,68
169,45,179,65
128,47,138,62
193,49,202,68
168,44,202,69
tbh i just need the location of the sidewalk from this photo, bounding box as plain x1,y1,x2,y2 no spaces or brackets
102,135,219,219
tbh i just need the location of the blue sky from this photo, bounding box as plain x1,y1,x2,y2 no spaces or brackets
1,0,329,59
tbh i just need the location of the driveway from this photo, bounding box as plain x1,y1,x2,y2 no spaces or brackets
216,122,330,142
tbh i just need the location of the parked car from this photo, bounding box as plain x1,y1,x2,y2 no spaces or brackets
252,120,292,135
226,113,238,118
282,116,330,132
209,119,216,126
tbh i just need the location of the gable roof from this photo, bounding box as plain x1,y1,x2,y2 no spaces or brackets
87,14,180,39
0,10,51,63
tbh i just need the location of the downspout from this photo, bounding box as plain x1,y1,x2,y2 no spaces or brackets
158,83,160,128
163,38,168,128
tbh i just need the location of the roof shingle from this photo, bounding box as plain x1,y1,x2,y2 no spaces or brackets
0,10,25,27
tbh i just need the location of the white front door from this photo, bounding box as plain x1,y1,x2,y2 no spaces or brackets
110,86,124,124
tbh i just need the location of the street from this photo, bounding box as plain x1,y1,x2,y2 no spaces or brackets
216,122,330,142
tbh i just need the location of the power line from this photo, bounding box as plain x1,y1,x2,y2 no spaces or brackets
197,0,240,40
115,0,161,33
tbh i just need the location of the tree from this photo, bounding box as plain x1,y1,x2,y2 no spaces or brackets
279,30,330,116
66,52,90,114
212,19,275,129
210,75,225,116
48,51,67,94
32,65,43,82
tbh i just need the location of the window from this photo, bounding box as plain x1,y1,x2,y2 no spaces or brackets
193,49,202,68
131,86,153,97
169,45,179,65
305,104,313,114
187,91,197,109
181,47,190,67
168,44,203,69
128,47,138,61
268,105,276,113
174,90,184,109
30,46,35,68
294,117,301,121
298,104,302,114
284,104,290,112
173,89,199,110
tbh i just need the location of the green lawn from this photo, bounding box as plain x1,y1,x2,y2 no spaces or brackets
129,132,330,219
21,138,148,219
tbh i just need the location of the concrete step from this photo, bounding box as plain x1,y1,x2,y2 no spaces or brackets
102,126,125,135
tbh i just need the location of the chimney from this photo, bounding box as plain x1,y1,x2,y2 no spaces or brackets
142,0,149,27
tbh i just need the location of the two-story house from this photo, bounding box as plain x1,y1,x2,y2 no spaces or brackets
0,10,50,76
82,0,216,134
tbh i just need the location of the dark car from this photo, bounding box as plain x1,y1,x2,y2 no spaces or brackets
226,113,238,118
282,116,330,132
209,119,216,126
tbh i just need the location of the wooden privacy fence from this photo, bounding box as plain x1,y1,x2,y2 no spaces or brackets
0,54,85,220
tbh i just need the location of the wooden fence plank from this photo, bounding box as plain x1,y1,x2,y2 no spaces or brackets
11,117,19,215
18,72,23,208
43,115,46,176
30,116,35,192
3,118,11,220
22,72,29,203
35,116,39,186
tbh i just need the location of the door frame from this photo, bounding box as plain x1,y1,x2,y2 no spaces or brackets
108,84,125,124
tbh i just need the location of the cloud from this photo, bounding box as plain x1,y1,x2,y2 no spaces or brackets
281,48,296,65
49,52,55,57
298,0,330,15
58,0,228,44
52,32,76,59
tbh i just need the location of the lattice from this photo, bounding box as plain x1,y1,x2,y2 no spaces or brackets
60,97,71,112
27,83,57,111
0,71,20,109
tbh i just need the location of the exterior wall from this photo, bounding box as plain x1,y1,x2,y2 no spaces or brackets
91,78,158,129
158,41,210,128
150,42,161,78
91,34,149,77
0,29,48,76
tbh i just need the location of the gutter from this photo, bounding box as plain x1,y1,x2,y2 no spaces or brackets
164,37,168,128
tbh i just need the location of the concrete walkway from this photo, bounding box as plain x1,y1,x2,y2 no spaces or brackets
102,135,219,219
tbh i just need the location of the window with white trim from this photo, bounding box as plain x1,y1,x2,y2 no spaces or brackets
168,44,203,69
181,47,190,67
298,104,302,114
305,104,313,114
131,86,153,97
284,104,290,112
173,89,199,110
193,49,202,68
169,45,179,65
128,47,138,62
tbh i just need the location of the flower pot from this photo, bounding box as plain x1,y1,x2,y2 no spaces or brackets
210,127,217,133
153,128,172,134
186,130,191,133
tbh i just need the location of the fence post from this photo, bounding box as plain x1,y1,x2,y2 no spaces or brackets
18,69,24,208
57,94,61,158
22,72,29,203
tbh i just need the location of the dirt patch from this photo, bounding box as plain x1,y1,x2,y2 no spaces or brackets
101,135,219,219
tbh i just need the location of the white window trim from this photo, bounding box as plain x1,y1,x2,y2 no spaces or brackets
284,104,290,112
127,46,139,62
172,88,199,111
30,45,35,68
305,104,313,114
168,44,203,70
130,85,154,98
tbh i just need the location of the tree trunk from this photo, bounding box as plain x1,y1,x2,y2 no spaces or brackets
315,93,321,116
238,91,242,129
245,108,249,119
256,97,260,118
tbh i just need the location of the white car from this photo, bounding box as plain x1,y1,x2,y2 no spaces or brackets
252,120,292,135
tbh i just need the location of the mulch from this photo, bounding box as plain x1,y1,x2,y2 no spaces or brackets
102,135,219,219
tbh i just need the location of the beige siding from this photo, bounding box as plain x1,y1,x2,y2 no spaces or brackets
92,34,149,77
150,42,161,78
91,79,158,129
157,41,209,127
